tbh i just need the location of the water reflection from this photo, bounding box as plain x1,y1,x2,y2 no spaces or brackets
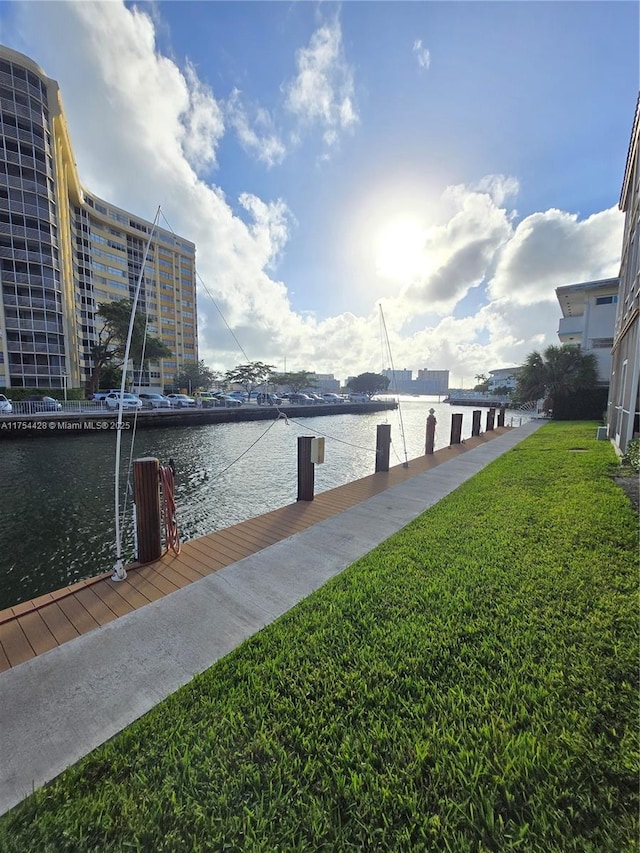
0,399,527,609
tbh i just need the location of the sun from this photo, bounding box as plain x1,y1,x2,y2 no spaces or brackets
374,217,426,282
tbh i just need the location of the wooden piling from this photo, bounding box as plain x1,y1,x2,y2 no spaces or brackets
472,409,481,437
297,436,315,501
498,406,506,427
450,413,463,445
425,409,436,455
133,457,162,563
375,423,391,472
486,408,495,431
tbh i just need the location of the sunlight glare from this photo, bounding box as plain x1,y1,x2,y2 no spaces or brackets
374,217,426,282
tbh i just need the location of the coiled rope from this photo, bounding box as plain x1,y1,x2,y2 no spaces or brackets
159,462,181,555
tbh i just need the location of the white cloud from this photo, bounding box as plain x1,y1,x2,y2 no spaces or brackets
284,17,358,148
412,39,431,71
3,2,624,386
226,89,286,168
489,207,623,305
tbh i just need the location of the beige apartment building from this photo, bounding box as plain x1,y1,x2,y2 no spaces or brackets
608,94,639,453
0,45,197,394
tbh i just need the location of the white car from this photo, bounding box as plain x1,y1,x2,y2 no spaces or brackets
166,393,196,408
348,393,370,403
104,392,143,410
219,395,243,408
138,393,172,409
322,393,343,404
0,394,12,414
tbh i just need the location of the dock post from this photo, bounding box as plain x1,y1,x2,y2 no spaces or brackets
297,436,315,501
375,423,391,472
450,413,463,445
497,406,506,427
472,409,481,437
486,408,496,431
134,457,162,563
425,408,436,454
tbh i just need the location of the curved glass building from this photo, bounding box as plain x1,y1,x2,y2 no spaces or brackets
0,45,197,393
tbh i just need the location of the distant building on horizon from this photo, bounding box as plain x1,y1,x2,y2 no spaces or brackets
0,45,197,393
309,373,340,393
381,367,449,395
487,367,520,392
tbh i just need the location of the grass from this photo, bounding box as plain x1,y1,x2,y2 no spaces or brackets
0,421,638,852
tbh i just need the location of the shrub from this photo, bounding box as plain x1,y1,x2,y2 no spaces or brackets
622,437,640,471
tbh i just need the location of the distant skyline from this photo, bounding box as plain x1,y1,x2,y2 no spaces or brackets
0,1,637,383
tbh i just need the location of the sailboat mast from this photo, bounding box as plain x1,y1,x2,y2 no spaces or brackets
379,304,409,468
112,206,161,581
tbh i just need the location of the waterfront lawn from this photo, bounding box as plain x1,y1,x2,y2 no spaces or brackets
0,422,637,852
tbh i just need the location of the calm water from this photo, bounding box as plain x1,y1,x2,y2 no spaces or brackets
0,398,529,609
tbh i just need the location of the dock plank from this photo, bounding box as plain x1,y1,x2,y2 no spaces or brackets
56,596,101,637
0,620,36,667
72,586,120,627
38,603,80,646
16,611,57,657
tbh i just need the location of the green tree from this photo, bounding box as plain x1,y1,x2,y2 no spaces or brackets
474,373,489,392
224,361,275,398
270,371,318,393
347,372,390,397
89,300,172,393
515,345,598,409
175,361,220,394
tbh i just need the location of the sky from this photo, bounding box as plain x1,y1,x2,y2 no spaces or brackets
0,1,637,385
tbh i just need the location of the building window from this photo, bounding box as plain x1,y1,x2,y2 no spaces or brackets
595,295,618,305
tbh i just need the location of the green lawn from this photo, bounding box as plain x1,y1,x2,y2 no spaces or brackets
1,422,638,852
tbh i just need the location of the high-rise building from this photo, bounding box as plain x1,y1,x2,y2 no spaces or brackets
0,45,197,393
608,95,639,453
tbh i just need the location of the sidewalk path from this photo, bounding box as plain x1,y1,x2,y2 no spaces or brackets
0,420,543,816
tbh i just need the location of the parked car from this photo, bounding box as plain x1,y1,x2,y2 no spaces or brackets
104,392,143,410
166,393,196,408
348,393,370,403
0,394,12,414
322,393,343,404
196,392,218,408
257,393,283,406
138,392,172,409
304,392,324,404
92,389,125,402
287,393,314,405
219,395,243,407
22,394,63,412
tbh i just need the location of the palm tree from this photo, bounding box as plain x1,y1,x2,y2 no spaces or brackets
516,345,598,410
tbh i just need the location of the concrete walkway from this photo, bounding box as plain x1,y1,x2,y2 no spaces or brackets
0,420,543,816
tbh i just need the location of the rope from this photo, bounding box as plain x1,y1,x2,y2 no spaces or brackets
209,413,287,480
159,463,181,555
159,209,251,363
284,416,377,453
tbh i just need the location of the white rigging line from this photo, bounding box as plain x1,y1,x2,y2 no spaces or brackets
158,210,251,363
112,205,161,582
379,303,409,468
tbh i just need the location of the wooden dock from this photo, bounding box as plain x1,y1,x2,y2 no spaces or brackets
0,428,509,671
